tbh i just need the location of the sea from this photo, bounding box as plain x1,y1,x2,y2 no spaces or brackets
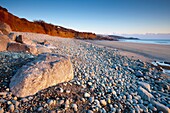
119,39,170,45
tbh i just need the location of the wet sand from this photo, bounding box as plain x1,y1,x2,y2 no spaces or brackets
87,40,170,62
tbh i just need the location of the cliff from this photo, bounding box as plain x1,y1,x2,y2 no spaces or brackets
0,6,96,39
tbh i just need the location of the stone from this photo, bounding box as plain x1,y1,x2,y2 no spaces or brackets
7,42,37,54
8,33,17,41
137,86,154,101
151,100,170,113
36,45,52,54
8,104,15,112
0,34,11,51
84,92,90,98
135,71,144,77
0,107,4,113
16,35,36,46
89,97,94,103
100,99,107,106
87,110,93,113
38,39,50,45
137,81,151,92
9,53,74,97
0,22,12,35
0,30,3,35
37,107,43,111
139,104,148,112
0,99,6,103
0,92,7,97
71,104,78,111
47,99,54,106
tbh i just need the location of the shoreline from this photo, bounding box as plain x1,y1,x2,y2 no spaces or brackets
1,32,170,112
86,40,170,62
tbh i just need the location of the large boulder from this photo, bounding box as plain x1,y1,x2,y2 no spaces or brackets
0,34,11,51
9,53,74,97
0,21,12,35
16,35,36,46
7,42,37,54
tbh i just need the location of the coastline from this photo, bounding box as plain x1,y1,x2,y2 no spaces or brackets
1,32,170,112
86,40,170,62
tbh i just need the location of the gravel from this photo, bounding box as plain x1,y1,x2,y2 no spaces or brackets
0,32,170,112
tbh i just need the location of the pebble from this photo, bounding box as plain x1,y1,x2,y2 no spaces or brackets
59,99,64,105
65,99,70,105
37,107,43,111
151,100,170,113
0,108,4,113
84,92,90,98
8,104,15,112
89,97,94,103
0,99,6,103
71,104,78,111
100,99,107,106
87,110,93,113
47,99,56,106
137,86,153,101
137,81,151,91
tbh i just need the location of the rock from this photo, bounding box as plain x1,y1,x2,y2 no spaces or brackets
37,107,43,111
137,81,151,92
36,45,52,54
135,71,144,77
59,99,64,105
100,99,107,106
89,97,94,103
0,99,6,103
139,104,148,112
8,33,17,41
0,92,7,97
7,42,37,54
127,95,132,100
8,104,15,112
65,99,70,105
0,22,12,35
9,53,74,97
148,103,157,112
151,100,170,113
0,34,11,51
38,39,50,45
47,99,55,106
87,110,93,113
0,30,3,35
13,100,20,108
137,86,154,101
0,107,4,113
84,92,90,98
71,104,78,111
16,35,36,46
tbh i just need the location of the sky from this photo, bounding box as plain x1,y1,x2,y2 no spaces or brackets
0,0,170,35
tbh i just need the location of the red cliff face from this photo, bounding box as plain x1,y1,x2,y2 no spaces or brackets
0,6,96,39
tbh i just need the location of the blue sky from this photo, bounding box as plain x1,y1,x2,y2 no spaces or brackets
0,0,170,34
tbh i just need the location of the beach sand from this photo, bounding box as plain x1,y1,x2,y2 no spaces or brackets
87,40,170,62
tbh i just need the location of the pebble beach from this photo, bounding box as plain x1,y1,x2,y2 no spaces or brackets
0,32,170,113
